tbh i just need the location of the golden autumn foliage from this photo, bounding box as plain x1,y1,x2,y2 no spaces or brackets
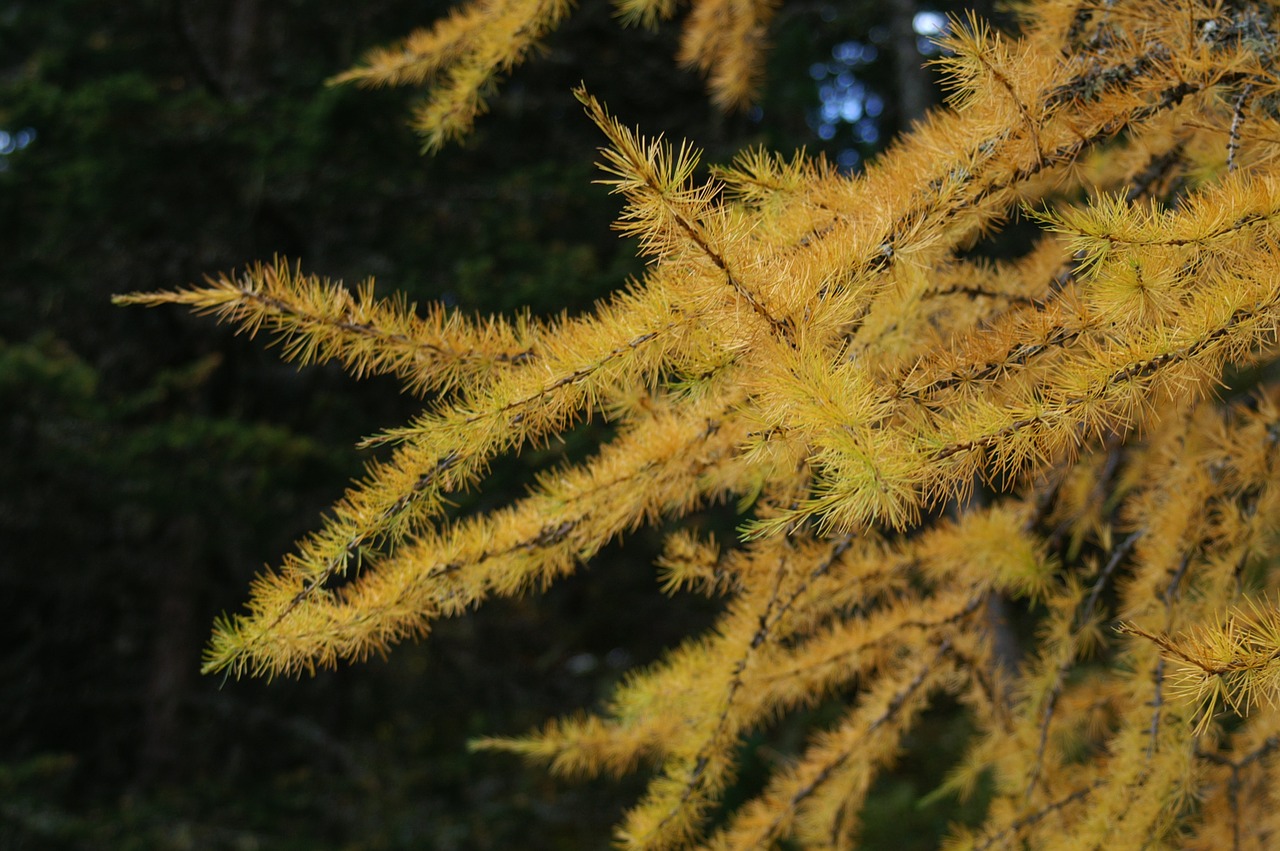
119,0,1280,847
327,0,776,147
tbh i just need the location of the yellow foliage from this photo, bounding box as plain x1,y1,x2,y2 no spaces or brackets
119,0,1280,847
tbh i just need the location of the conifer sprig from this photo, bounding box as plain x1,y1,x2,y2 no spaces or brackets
124,0,1280,846
202,386,753,677
676,0,777,109
328,0,575,149
115,258,539,396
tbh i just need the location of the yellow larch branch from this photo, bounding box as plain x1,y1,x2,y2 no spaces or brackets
329,0,575,149
114,257,538,396
203,387,754,677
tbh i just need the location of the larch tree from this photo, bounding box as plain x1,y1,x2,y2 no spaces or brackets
120,0,1280,847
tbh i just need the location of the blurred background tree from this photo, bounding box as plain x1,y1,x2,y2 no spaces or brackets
1,0,989,846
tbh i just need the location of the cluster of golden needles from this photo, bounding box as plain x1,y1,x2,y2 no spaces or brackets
119,1,1280,847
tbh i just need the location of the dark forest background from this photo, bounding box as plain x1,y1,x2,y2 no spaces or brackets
1,0,994,847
